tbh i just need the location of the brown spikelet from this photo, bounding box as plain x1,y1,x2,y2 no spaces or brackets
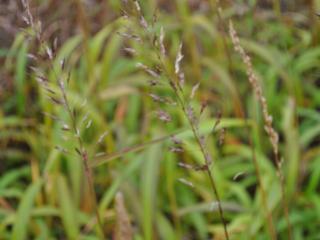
113,192,133,240
228,21,279,155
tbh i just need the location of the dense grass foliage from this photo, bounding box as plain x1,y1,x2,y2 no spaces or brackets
0,0,320,239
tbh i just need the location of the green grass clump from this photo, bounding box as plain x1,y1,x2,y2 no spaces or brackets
0,0,320,239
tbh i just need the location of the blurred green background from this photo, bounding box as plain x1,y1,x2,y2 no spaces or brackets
0,0,320,239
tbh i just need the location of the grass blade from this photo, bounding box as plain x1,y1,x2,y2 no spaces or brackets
12,179,43,240
57,175,80,239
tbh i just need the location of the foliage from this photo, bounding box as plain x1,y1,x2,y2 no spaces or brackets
0,0,319,239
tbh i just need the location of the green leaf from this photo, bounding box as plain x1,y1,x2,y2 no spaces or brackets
0,167,29,189
15,42,28,115
57,175,80,239
142,143,162,240
98,152,144,213
12,179,43,240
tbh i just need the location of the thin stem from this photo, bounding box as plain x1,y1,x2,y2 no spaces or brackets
208,0,244,117
81,150,105,239
186,110,229,240
209,0,233,77
206,167,229,239
275,153,293,240
246,122,277,240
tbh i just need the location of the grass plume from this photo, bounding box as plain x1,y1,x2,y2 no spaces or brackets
20,0,105,238
229,20,292,239
122,0,230,238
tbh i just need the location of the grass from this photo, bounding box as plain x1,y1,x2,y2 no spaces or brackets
0,0,320,239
